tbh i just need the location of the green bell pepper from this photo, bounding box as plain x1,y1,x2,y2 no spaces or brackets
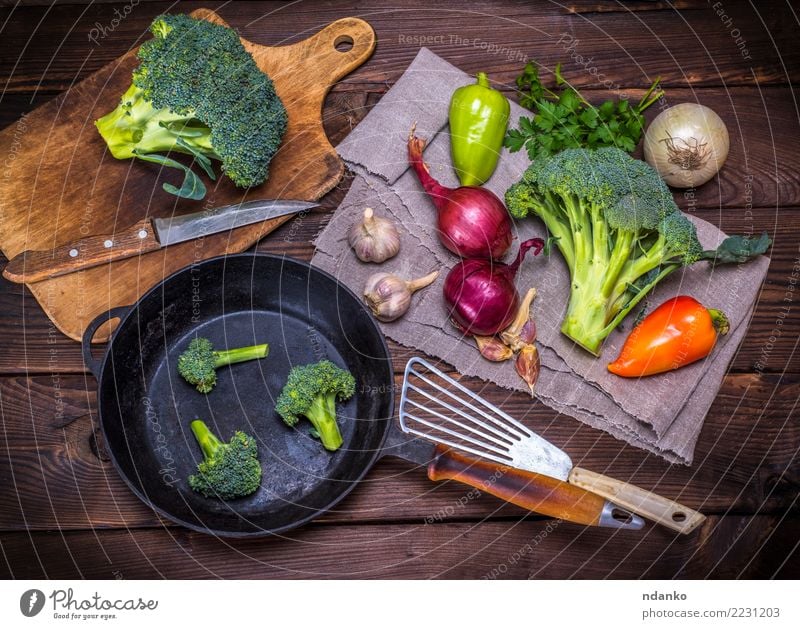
449,72,510,186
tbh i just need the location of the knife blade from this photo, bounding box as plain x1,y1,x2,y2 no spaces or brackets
383,426,643,529
2,199,317,284
399,356,706,534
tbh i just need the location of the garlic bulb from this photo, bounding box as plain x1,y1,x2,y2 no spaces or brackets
643,103,729,189
348,208,400,263
363,270,439,322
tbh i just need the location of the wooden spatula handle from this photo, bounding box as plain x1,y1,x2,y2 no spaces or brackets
568,466,706,534
3,219,160,284
428,446,635,528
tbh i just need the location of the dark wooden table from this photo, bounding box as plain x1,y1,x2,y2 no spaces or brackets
1,0,798,579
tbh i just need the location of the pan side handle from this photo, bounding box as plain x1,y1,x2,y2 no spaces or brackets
81,306,131,379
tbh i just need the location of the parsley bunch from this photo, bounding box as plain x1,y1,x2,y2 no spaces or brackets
504,62,663,160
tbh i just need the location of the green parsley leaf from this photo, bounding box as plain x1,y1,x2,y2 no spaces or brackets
504,62,662,160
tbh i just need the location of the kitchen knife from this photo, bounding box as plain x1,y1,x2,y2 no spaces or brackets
386,429,644,530
2,199,318,284
400,356,706,534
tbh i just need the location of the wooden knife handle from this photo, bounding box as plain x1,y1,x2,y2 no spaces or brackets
428,446,635,528
3,219,160,284
568,466,706,534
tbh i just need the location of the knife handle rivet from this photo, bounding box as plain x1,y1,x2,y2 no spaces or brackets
138,229,147,239
103,239,113,248
69,248,78,258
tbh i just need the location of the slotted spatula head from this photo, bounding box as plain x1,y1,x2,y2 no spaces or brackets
399,357,573,481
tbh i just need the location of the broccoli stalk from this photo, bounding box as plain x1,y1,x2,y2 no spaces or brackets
95,13,287,200
188,420,262,500
301,393,344,450
505,147,771,355
177,337,268,393
96,82,220,201
212,345,270,367
95,84,217,161
191,420,225,462
558,215,691,353
275,360,356,451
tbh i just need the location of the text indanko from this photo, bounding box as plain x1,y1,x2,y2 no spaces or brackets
643,591,688,601
50,589,158,611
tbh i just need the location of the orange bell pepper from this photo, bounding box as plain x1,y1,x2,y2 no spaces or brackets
607,296,730,378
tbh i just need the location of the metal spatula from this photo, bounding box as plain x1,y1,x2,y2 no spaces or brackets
399,357,706,534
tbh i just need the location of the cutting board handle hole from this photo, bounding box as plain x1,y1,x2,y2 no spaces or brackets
672,511,687,522
334,35,354,53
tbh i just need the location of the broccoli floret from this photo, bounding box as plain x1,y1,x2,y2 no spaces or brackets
275,360,356,451
505,147,770,354
95,13,287,199
177,337,268,393
188,420,261,499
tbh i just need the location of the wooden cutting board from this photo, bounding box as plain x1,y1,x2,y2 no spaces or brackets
0,8,375,342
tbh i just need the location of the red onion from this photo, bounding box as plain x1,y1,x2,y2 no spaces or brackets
443,238,544,336
408,128,513,260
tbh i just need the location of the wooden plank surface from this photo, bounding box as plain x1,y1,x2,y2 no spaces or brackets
1,515,797,579
0,0,798,580
1,0,796,95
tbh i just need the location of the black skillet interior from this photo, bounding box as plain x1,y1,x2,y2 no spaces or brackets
97,254,394,536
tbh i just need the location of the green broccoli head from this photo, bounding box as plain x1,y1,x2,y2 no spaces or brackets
177,337,269,394
177,338,217,393
661,210,703,265
95,13,287,199
505,180,539,220
275,360,356,451
188,420,261,500
606,193,664,233
149,15,173,39
504,146,766,354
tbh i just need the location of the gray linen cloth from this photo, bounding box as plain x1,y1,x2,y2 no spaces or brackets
312,48,769,464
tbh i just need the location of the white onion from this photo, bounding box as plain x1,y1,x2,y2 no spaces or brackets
643,103,729,189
